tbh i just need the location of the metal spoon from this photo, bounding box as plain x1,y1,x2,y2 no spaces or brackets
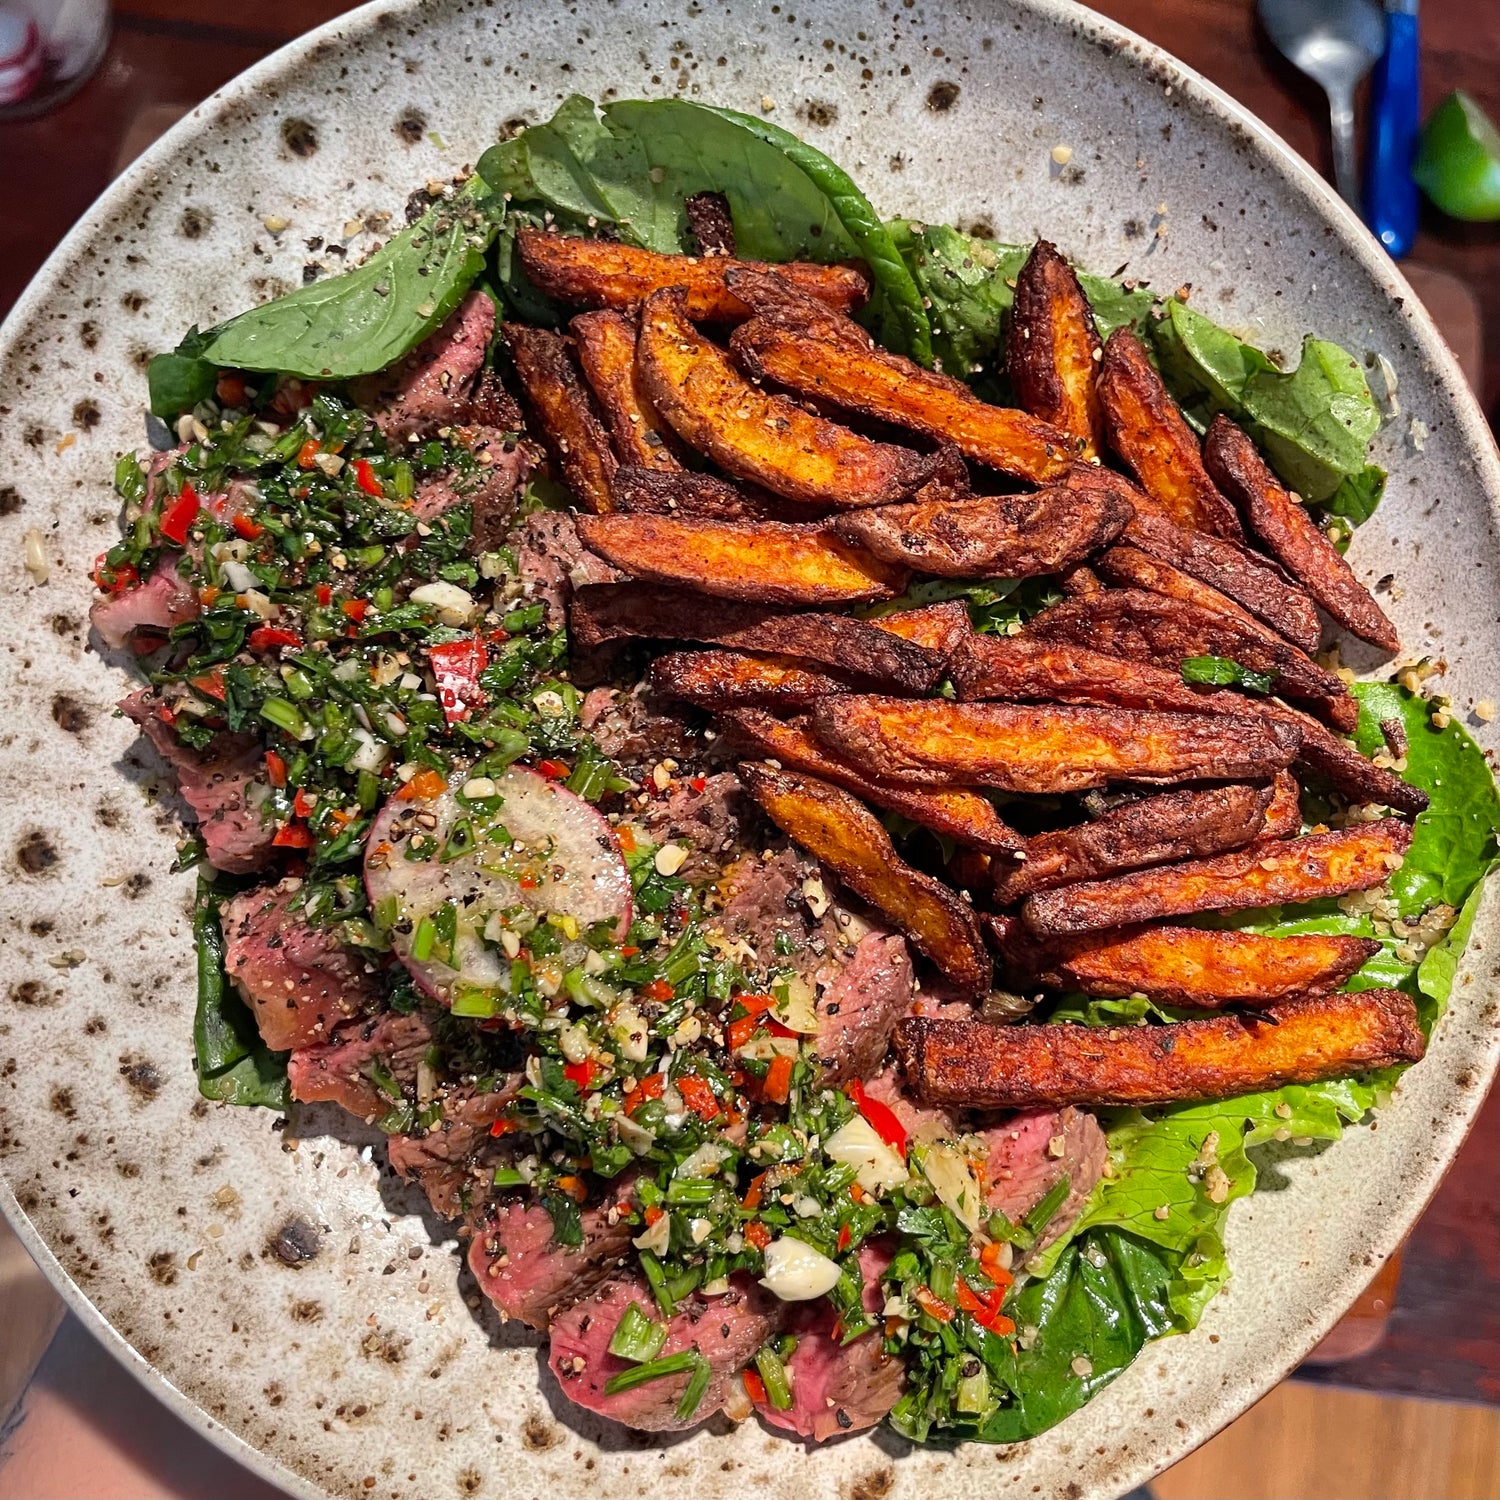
1258,0,1387,211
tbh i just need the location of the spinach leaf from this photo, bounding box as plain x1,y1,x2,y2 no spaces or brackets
861,575,1060,636
979,1228,1175,1442
1415,868,1492,1030
193,883,290,1110
479,97,931,358
1181,654,1274,692
147,327,218,419
194,180,498,381
701,106,931,360
1323,464,1387,532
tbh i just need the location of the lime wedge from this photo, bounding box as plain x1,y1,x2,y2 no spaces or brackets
1413,91,1500,223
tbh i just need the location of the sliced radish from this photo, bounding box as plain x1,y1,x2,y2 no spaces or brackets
364,765,632,1007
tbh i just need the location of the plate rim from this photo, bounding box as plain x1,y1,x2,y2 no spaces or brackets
1,0,1497,1495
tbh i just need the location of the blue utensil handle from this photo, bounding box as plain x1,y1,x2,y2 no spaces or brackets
1365,9,1421,258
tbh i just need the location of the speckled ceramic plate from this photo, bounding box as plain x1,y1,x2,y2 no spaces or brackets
2,2,1498,1497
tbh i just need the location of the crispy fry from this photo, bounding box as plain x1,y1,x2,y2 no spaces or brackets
571,310,682,473
725,271,1080,482
738,763,991,993
944,631,1425,814
1279,702,1428,815
1101,473,1323,654
566,583,939,690
651,650,858,708
1095,544,1269,634
1205,413,1400,652
610,466,803,521
894,989,1424,1108
637,289,955,507
684,191,736,256
1098,327,1242,539
574,513,906,606
1062,564,1105,597
869,599,974,660
831,479,1131,580
504,324,617,514
1262,769,1303,837
992,783,1273,902
1020,818,1412,935
1006,240,1105,459
724,709,1023,852
1026,588,1358,730
515,227,870,320
986,914,1381,1006
809,697,1299,793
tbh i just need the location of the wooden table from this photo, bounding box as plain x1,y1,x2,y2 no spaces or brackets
1,0,1496,1432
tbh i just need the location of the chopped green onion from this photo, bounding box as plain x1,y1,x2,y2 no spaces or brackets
754,1345,794,1411
491,1166,528,1188
451,987,501,1019
607,1301,669,1364
1022,1174,1072,1240
602,1349,699,1396
259,697,308,737
410,915,437,962
674,1354,712,1422
955,1361,990,1415
638,1249,675,1317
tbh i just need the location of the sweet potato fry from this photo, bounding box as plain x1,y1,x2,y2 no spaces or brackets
609,466,793,521
726,272,1080,482
637,289,954,507
1262,769,1303,837
991,782,1273,902
504,324,617,514
1098,327,1242,539
1204,413,1400,652
738,763,991,993
1278,702,1428,815
684,191,736,256
944,632,1424,814
724,709,1023,853
985,914,1380,1006
651,650,858,708
869,600,974,661
893,988,1424,1108
1006,240,1105,459
831,478,1131,579
565,583,939,690
571,310,682,473
808,697,1299,793
1095,544,1269,634
1026,589,1357,730
1020,818,1412,935
1108,478,1323,654
574,513,906,606
515,227,870,320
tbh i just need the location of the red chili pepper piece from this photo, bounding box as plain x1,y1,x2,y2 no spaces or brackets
272,824,314,849
292,787,316,819
264,750,287,788
563,1058,597,1092
231,513,264,540
622,1072,665,1117
353,458,384,498
247,625,303,653
315,583,333,607
215,373,249,407
92,554,140,594
159,483,201,545
836,1223,853,1254
640,978,675,1003
846,1078,908,1157
340,597,370,623
675,1075,721,1120
536,758,570,781
427,637,489,725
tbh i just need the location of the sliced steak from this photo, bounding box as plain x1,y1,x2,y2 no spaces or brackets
755,1238,904,1441
91,559,199,651
356,291,495,439
979,1105,1107,1251
861,1064,957,1142
636,771,748,880
714,846,850,974
579,683,700,769
812,932,914,1085
119,689,274,874
469,1175,638,1327
388,1084,523,1219
288,1009,436,1119
549,1272,783,1430
222,880,382,1051
410,431,535,548
514,510,623,627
